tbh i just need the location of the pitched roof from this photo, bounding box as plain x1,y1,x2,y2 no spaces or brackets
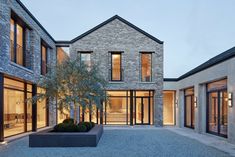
67,15,163,44
164,46,235,82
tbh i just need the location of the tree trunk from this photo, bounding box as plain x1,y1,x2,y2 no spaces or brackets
74,102,77,124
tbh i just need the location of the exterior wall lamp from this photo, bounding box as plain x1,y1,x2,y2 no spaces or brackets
175,98,178,108
194,96,198,108
228,92,233,107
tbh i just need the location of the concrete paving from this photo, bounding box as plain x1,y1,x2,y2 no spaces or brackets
0,127,233,157
165,126,235,157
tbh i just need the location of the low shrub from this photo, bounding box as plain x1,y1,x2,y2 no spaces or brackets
62,118,75,124
77,124,87,132
79,122,95,131
53,121,95,132
54,123,78,132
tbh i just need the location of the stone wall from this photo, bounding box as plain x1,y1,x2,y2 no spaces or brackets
70,18,164,126
0,0,57,126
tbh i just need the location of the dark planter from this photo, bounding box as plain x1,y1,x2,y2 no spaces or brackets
29,125,103,147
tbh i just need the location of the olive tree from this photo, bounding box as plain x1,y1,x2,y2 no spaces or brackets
32,57,107,124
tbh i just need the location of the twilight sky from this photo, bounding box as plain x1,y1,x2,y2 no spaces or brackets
21,0,235,78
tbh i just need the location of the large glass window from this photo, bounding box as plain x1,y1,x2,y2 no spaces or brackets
37,87,47,128
3,78,32,137
79,105,99,124
207,79,227,137
41,44,47,75
57,47,69,64
106,91,128,124
10,18,24,66
141,53,152,82
111,53,122,81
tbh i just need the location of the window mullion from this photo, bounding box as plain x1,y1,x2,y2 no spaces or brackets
14,22,17,63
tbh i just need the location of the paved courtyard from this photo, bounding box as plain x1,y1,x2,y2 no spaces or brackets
0,128,232,157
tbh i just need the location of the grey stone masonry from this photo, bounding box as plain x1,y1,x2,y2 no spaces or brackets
0,0,57,126
70,18,164,126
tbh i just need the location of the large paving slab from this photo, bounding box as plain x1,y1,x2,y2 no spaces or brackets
0,128,232,157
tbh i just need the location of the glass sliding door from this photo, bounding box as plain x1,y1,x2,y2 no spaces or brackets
79,90,154,125
3,77,33,137
207,79,228,137
208,92,218,134
184,88,194,129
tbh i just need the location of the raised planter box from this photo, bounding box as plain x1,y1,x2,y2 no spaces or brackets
29,125,103,147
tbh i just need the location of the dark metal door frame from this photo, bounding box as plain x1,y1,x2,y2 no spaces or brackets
135,97,150,125
184,95,194,129
207,90,227,138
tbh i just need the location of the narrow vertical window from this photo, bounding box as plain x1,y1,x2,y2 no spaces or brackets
41,44,47,75
16,24,23,65
111,53,121,81
10,19,15,62
141,53,152,82
80,52,91,70
10,18,24,66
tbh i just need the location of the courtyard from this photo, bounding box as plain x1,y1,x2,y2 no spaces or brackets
0,127,234,157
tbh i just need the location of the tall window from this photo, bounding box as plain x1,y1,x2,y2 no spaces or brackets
10,18,24,66
37,87,47,128
41,44,47,75
80,52,91,69
141,53,152,82
111,53,122,81
3,78,32,137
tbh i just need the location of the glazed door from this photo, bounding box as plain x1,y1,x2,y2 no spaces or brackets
185,95,194,128
135,97,150,125
208,91,228,137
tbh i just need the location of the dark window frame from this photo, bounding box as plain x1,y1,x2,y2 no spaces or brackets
41,41,48,75
206,80,228,138
10,17,26,67
79,51,92,66
184,87,195,129
110,52,123,81
2,76,33,138
140,52,153,82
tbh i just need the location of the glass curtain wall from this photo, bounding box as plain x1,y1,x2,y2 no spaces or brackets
105,91,129,125
3,78,32,137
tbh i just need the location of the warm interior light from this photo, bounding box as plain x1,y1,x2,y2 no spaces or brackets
228,92,233,107
194,96,197,108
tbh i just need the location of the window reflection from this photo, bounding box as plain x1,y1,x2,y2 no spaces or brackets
10,18,24,66
3,77,32,137
141,53,152,82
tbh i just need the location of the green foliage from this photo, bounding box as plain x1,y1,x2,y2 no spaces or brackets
77,124,87,132
79,122,93,131
29,57,108,123
62,118,75,124
53,123,78,132
53,121,95,132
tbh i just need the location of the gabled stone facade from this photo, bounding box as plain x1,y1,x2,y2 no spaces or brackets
70,17,164,126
